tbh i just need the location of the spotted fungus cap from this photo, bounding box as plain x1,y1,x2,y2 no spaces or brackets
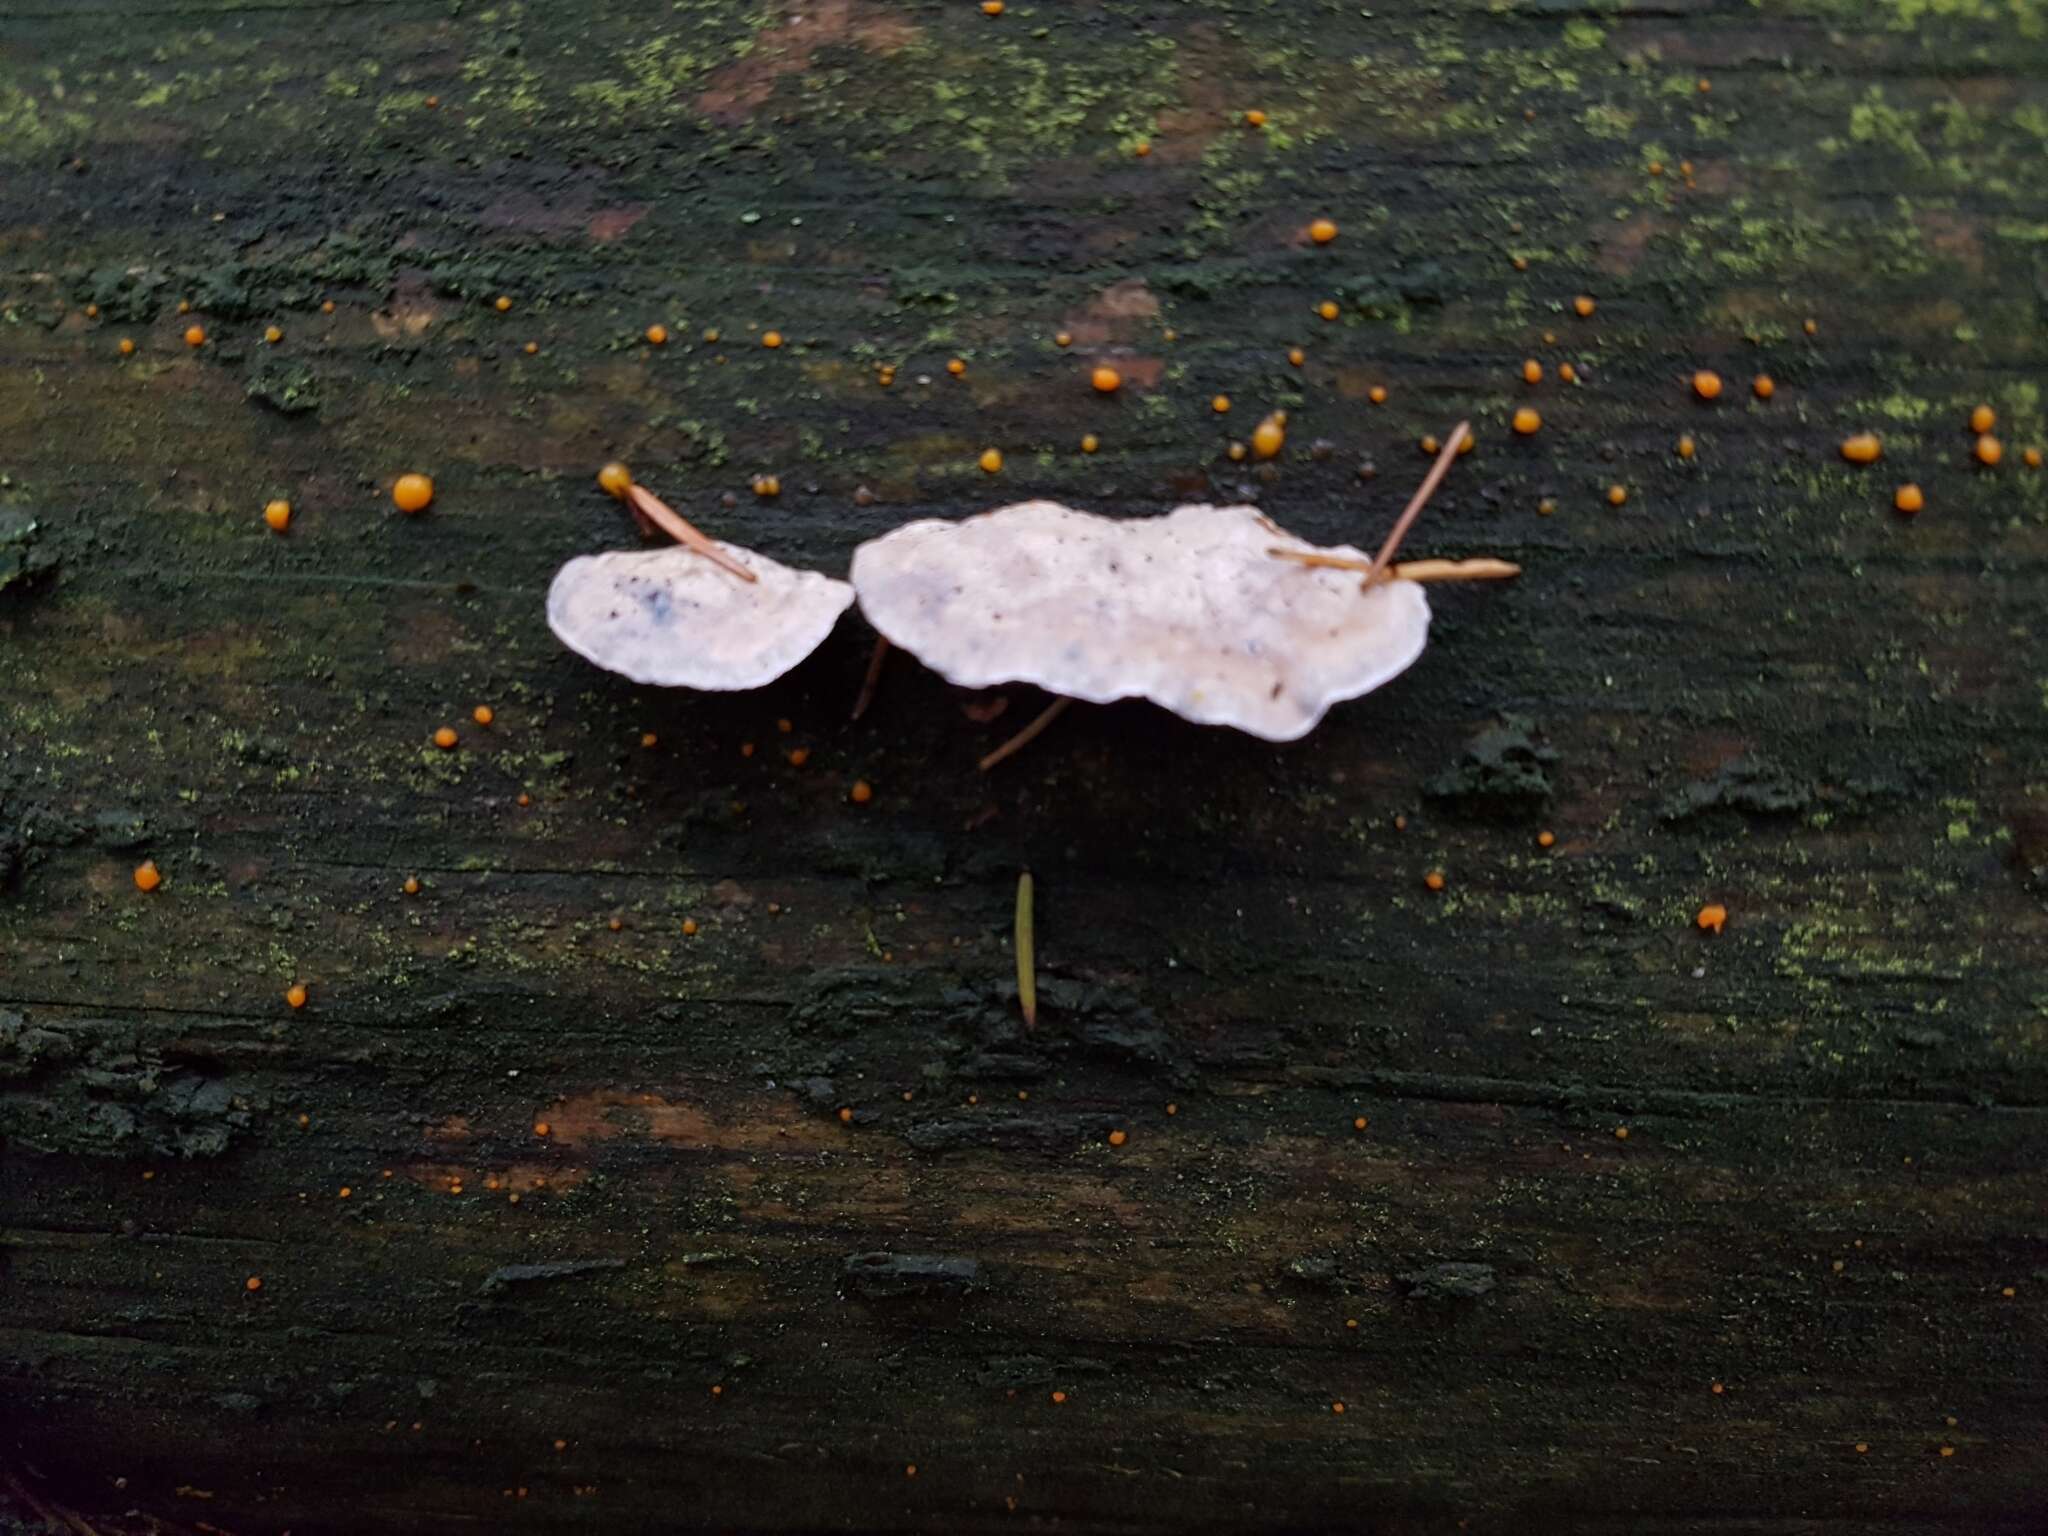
548,544,854,690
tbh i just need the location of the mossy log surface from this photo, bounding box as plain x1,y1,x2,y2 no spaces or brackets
4,1,2047,1532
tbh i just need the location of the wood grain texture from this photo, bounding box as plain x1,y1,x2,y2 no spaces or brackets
3,1,2047,1531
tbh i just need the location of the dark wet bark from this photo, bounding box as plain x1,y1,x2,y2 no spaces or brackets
3,1,2046,1531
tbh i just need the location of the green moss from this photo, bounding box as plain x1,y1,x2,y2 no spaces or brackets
1874,0,2045,39
0,83,89,161
1581,104,1636,140
1848,88,1933,169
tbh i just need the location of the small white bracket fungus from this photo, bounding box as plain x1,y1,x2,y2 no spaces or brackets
850,501,1432,742
548,543,854,691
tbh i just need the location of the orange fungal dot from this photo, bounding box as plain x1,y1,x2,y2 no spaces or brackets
133,860,163,892
1108,1129,1127,1147
286,984,308,1010
1308,218,1338,245
245,1276,263,1293
1840,433,1881,464
1368,385,1386,404
433,727,458,750
264,499,292,533
1244,109,1266,127
1752,374,1775,400
947,357,966,376
1970,404,1995,434
1521,359,1542,384
1424,870,1445,892
1080,433,1100,454
1607,484,1628,506
1091,365,1121,393
1894,484,1924,516
850,779,874,805
762,331,783,349
1692,370,1722,401
392,474,434,513
1975,434,2002,466
184,325,206,348
645,323,668,345
1696,903,1728,934
1537,830,1555,848
1572,295,1595,317
119,338,135,356
1512,407,1540,436
1677,435,1696,460
264,325,283,345
494,295,512,312
1318,300,1340,321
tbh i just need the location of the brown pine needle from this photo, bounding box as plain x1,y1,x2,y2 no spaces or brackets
1267,550,1521,583
1366,420,1469,585
625,484,758,583
851,634,891,721
1015,871,1037,1029
978,697,1071,772
1390,557,1520,583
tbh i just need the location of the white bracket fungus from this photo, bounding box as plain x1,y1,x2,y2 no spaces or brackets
547,470,854,690
851,501,1431,741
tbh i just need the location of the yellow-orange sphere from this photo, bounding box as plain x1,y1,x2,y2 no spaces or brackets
392,474,434,514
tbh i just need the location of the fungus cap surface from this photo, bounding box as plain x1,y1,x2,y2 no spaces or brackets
548,545,854,690
850,501,1431,741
